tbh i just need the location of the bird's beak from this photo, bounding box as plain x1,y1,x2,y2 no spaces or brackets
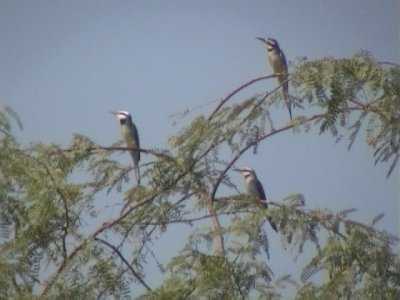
109,111,117,115
233,168,242,173
255,37,267,44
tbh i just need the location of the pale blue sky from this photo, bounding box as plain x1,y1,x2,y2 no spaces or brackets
1,0,399,294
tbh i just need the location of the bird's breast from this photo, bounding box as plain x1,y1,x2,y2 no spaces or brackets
120,125,137,146
268,52,285,74
246,180,260,198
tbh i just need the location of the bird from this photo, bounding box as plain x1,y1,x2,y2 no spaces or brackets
256,37,292,122
110,110,140,184
234,167,278,232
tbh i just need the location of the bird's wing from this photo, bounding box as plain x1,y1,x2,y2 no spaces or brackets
279,49,292,121
279,49,288,73
279,50,289,89
131,123,140,161
130,123,140,184
256,179,267,201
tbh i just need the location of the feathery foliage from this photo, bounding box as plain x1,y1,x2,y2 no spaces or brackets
0,51,399,298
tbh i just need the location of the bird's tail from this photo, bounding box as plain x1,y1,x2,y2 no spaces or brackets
260,201,278,232
134,163,140,184
282,82,294,134
282,81,292,121
268,217,278,232
129,151,140,184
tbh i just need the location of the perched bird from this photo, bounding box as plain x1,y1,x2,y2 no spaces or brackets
111,110,140,184
234,167,278,232
256,37,292,122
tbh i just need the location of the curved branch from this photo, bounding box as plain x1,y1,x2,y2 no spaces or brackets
94,237,152,292
210,113,324,202
40,240,86,296
267,201,347,241
379,61,400,67
210,102,368,202
61,146,175,161
136,209,250,226
39,190,160,296
208,75,274,121
267,200,396,242
40,143,217,296
42,163,70,260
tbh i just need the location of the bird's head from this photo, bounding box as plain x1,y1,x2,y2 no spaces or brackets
110,110,132,122
234,167,257,180
255,37,280,51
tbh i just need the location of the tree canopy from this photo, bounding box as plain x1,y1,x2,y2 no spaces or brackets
0,51,399,299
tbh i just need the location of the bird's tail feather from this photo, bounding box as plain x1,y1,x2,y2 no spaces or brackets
268,217,278,232
283,86,294,134
285,93,292,121
282,82,292,121
129,151,140,184
260,201,278,232
134,164,140,184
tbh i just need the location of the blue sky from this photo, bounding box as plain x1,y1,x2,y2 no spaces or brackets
1,0,399,294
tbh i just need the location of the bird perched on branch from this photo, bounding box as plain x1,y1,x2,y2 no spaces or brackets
256,37,292,122
234,167,278,232
111,110,140,184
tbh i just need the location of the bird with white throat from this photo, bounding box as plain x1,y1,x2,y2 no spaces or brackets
234,167,278,232
111,110,140,184
256,36,292,122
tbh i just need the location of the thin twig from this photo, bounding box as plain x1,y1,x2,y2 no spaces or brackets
208,75,275,121
61,146,175,161
379,61,400,67
136,209,250,226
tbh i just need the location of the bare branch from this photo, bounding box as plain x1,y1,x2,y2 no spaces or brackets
61,146,175,161
94,237,152,292
208,75,274,121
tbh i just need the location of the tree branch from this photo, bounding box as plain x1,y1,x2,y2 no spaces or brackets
136,209,250,226
40,141,217,296
42,162,71,261
208,75,274,121
61,146,175,161
210,113,324,202
94,237,152,292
